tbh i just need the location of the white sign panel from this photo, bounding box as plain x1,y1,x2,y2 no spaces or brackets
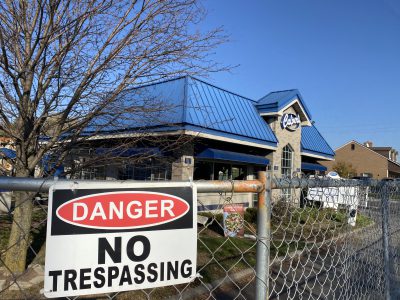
44,182,197,298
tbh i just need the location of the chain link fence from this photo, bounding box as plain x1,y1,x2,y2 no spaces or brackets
0,175,399,299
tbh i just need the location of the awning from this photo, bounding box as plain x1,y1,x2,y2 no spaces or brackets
196,148,269,166
0,148,16,159
301,162,327,171
95,147,161,157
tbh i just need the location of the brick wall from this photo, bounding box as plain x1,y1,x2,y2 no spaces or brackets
320,142,388,179
266,106,302,177
266,106,303,200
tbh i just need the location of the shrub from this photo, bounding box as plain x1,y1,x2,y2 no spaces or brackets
244,207,257,224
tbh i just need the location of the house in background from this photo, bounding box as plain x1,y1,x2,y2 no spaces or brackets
320,140,400,179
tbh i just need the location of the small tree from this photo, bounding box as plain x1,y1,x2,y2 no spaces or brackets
0,0,225,274
332,161,357,178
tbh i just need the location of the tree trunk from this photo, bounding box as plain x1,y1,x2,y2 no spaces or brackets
4,155,35,275
4,190,34,274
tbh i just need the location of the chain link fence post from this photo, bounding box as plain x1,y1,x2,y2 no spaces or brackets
381,183,392,300
255,170,270,300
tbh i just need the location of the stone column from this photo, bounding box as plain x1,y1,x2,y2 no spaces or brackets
171,144,194,181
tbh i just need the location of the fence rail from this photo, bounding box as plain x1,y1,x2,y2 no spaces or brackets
0,174,399,299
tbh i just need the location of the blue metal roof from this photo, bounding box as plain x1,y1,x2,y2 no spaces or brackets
196,148,269,165
87,76,278,148
82,77,336,157
0,148,16,159
86,77,186,131
42,153,64,176
184,77,277,147
301,125,335,159
256,89,312,119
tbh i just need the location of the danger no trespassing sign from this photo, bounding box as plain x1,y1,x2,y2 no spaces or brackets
44,181,197,298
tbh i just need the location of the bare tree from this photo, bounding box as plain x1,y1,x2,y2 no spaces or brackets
0,0,225,274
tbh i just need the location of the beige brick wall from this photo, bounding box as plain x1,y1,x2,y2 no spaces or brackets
171,144,194,180
266,107,303,200
266,106,302,177
320,142,388,179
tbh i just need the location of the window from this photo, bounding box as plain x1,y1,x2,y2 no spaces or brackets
81,166,106,180
251,166,265,179
281,144,294,198
119,165,134,180
194,161,248,180
281,144,293,178
232,165,246,180
351,144,355,150
214,163,231,180
194,161,213,180
117,160,171,181
362,173,372,178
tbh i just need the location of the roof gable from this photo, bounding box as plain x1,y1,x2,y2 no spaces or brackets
256,89,312,122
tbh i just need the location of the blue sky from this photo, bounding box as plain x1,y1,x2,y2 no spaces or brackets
200,0,400,152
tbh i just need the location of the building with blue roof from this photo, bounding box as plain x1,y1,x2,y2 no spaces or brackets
66,76,334,208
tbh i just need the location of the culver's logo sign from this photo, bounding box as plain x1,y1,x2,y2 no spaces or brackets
281,113,301,131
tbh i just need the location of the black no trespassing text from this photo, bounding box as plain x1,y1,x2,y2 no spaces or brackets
47,235,194,293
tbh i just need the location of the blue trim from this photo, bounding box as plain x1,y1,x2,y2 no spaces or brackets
196,148,270,166
301,149,334,159
301,162,327,171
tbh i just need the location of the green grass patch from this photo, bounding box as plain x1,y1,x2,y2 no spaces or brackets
356,213,374,227
197,235,256,283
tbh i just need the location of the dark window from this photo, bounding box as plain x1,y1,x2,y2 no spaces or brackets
194,161,213,180
195,160,256,180
81,166,106,180
119,165,134,180
232,165,247,180
252,166,265,178
351,144,355,150
117,161,171,181
214,163,231,180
